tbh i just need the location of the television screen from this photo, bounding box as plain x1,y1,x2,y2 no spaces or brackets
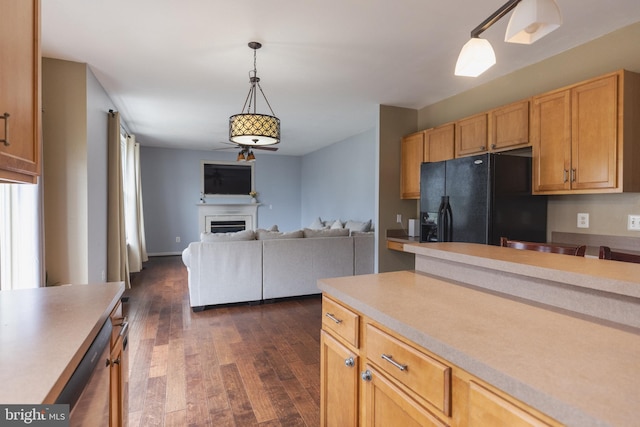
202,162,253,196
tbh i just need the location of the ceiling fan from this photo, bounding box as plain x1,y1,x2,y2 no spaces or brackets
213,141,278,162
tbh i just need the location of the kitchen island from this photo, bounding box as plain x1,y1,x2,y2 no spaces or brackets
318,243,640,427
0,282,125,405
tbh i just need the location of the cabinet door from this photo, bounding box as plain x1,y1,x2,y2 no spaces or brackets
425,123,455,163
455,113,488,157
109,336,124,427
571,75,618,190
489,101,529,151
531,90,571,193
400,131,425,199
321,331,359,427
362,365,448,427
0,0,40,183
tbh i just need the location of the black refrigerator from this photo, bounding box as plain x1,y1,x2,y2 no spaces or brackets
420,153,547,245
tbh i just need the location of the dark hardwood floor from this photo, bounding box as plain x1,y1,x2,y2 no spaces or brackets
124,256,322,426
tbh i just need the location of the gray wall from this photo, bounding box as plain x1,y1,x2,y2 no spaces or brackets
141,147,303,254
301,129,376,227
141,129,379,255
377,105,419,273
42,58,115,284
86,67,111,283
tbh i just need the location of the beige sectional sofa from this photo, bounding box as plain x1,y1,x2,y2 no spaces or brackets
181,228,374,311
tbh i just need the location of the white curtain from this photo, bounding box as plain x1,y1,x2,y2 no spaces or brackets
107,111,130,288
0,180,45,290
122,134,148,273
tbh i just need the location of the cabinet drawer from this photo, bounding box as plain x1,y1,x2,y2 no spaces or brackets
322,296,359,348
366,324,451,416
469,381,553,427
387,240,405,252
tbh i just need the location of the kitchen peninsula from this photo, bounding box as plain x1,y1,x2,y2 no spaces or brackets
319,243,640,427
0,282,125,405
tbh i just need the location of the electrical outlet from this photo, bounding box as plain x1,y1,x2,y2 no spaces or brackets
176,236,181,243
577,213,589,228
396,214,402,224
628,215,640,231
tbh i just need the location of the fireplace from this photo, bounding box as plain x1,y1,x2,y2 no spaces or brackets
209,220,246,234
197,203,259,234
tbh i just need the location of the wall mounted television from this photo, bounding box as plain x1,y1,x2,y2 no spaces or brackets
201,161,254,196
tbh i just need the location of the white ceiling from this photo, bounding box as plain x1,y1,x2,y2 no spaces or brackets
41,1,640,156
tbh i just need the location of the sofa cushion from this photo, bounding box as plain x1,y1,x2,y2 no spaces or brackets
256,229,304,240
303,228,350,238
345,219,372,233
200,229,256,242
309,217,325,230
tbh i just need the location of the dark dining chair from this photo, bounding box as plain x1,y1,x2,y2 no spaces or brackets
500,237,587,256
598,246,640,264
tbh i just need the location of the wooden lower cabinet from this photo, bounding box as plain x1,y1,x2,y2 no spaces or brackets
321,295,563,427
320,331,359,427
109,301,128,427
362,365,447,427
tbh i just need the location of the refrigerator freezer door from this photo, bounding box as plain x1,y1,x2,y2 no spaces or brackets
445,155,490,243
420,161,446,214
491,154,547,244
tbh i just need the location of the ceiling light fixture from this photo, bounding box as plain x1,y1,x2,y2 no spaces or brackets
455,0,562,77
229,42,280,146
236,147,256,162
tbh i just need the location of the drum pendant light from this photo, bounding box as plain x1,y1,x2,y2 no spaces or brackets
229,42,281,146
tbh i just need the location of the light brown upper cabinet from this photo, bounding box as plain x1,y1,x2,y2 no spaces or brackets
455,113,488,157
400,131,425,199
401,124,455,199
425,123,455,163
0,0,41,184
488,100,529,151
532,70,640,194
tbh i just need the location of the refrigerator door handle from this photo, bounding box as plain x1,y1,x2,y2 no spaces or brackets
438,196,453,242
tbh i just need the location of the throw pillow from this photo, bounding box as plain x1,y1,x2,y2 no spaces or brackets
256,229,304,240
345,219,372,233
200,229,256,242
309,217,324,230
303,228,350,238
330,219,343,229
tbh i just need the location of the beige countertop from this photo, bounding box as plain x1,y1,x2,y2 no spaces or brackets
318,244,640,427
0,282,125,404
404,242,640,299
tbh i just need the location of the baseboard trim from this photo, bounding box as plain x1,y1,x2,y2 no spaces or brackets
147,251,182,257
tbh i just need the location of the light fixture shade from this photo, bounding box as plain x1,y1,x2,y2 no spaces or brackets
455,38,496,77
246,150,256,162
505,0,562,44
229,113,280,146
237,150,246,162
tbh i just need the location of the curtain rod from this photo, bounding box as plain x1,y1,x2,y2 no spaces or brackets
109,109,132,138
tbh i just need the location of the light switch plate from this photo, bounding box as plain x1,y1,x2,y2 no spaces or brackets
628,215,640,231
577,213,589,228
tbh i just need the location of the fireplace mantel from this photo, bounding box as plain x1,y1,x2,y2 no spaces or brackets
197,203,259,234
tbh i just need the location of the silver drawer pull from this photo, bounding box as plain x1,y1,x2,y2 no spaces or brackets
381,354,407,371
1,113,9,146
325,312,342,324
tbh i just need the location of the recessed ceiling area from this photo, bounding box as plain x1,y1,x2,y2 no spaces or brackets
41,1,640,156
